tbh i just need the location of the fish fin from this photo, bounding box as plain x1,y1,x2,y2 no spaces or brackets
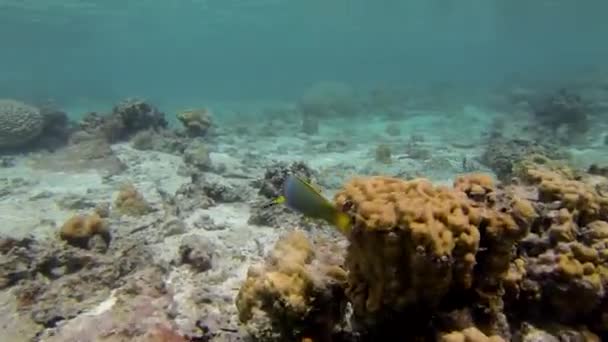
283,175,318,205
262,196,285,208
333,212,352,236
308,182,323,195
292,175,323,195
287,175,335,208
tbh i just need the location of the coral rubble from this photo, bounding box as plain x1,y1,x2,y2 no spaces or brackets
0,236,152,329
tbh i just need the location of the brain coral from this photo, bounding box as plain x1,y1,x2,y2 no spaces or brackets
0,99,44,148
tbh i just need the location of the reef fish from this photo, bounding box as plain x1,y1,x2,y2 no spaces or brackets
264,175,351,235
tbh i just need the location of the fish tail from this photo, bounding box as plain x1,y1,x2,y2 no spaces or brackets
333,212,352,235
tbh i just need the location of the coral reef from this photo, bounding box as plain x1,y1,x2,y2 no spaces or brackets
236,230,348,341
480,137,568,181
3,80,608,342
79,98,167,142
333,175,529,338
130,129,158,151
237,167,601,341
59,213,111,251
178,234,214,272
112,98,167,138
255,161,317,199
176,108,213,137
0,99,44,149
114,183,152,216
248,161,317,228
505,158,608,330
26,101,73,151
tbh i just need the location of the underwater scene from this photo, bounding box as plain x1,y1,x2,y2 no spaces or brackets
2,1,608,341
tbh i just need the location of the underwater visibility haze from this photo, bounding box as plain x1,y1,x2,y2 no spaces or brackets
1,1,608,341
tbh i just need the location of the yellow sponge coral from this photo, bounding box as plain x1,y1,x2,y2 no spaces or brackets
59,213,110,250
114,183,151,216
515,156,608,224
334,177,481,320
235,231,347,341
333,175,531,332
439,327,506,342
453,173,496,202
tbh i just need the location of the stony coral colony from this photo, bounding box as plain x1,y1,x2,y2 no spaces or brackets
238,163,608,342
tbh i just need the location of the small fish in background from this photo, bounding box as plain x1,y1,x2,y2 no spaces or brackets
263,174,352,235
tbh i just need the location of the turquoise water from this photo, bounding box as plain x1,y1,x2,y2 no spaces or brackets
2,2,608,341
2,1,607,109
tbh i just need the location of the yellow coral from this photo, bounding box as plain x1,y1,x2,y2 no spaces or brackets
510,197,537,224
334,177,482,318
529,226,608,319
453,173,495,199
514,154,576,183
515,157,608,224
114,183,151,216
333,175,533,326
236,231,347,341
547,208,576,243
336,177,479,254
439,327,505,342
570,242,599,263
503,258,526,292
59,213,110,249
510,156,608,321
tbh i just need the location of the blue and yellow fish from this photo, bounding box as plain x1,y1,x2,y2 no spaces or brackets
264,175,351,235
